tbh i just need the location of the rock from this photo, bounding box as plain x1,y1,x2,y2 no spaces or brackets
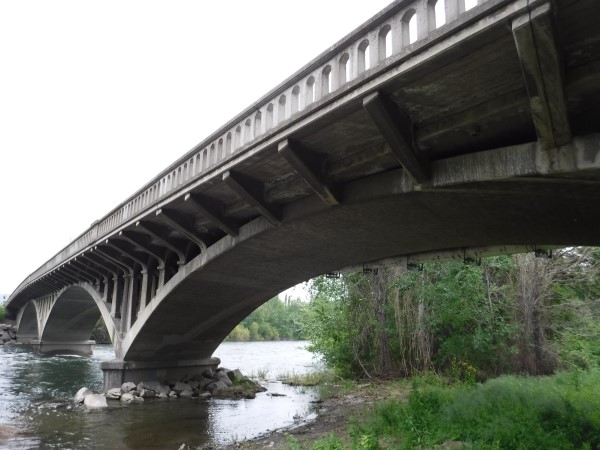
158,392,168,399
7,329,16,339
227,369,245,383
140,381,170,395
215,371,233,386
74,387,92,404
121,382,137,393
133,396,144,402
105,388,122,400
84,394,108,409
206,380,229,394
202,368,213,378
172,381,192,393
139,389,155,399
199,392,212,399
120,393,135,402
179,389,194,398
188,380,201,390
168,391,178,398
198,377,214,389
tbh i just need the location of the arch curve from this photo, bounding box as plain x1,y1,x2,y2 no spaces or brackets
40,283,118,348
16,301,39,343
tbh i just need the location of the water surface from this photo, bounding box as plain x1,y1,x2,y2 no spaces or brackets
0,341,319,449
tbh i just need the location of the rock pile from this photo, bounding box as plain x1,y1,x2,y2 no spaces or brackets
0,324,17,345
74,367,265,409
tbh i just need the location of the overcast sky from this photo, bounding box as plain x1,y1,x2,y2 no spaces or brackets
0,0,396,297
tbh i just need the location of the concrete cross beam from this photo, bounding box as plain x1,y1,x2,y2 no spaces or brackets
512,2,571,150
278,139,341,206
222,170,281,226
184,193,239,237
135,221,187,267
363,91,430,185
155,209,207,251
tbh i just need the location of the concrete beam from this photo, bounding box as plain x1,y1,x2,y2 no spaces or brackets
155,209,207,251
512,2,570,150
363,91,430,185
278,139,340,206
184,193,239,237
136,221,186,266
62,264,96,284
118,231,165,268
222,170,281,226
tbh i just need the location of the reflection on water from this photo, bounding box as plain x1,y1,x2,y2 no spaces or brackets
0,341,320,449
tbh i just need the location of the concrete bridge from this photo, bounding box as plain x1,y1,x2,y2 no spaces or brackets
6,0,600,389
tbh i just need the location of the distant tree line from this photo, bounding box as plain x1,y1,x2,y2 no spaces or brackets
304,248,600,379
226,295,308,341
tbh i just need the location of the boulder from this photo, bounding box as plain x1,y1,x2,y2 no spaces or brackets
74,387,92,404
7,329,16,339
215,371,233,386
227,369,245,383
172,381,192,393
139,389,155,399
105,388,122,400
84,394,108,409
206,380,229,394
168,391,178,398
158,392,168,399
199,392,212,399
198,377,214,389
121,382,137,393
202,368,214,378
120,393,135,402
179,389,194,398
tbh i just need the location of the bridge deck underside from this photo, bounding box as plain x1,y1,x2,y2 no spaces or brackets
7,0,600,364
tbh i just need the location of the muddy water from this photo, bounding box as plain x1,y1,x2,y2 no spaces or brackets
0,341,320,449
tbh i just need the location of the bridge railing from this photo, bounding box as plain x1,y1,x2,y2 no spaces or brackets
10,0,487,301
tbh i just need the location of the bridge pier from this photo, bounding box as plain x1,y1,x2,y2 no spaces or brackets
100,357,221,391
32,340,95,357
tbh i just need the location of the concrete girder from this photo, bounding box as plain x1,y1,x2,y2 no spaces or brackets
135,221,186,267
222,170,281,226
512,2,571,150
155,209,207,251
278,139,341,206
184,193,240,237
363,91,430,185
62,264,97,285
71,259,109,284
16,301,39,343
118,231,167,293
81,252,122,316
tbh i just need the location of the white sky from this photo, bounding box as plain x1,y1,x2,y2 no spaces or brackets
0,0,395,297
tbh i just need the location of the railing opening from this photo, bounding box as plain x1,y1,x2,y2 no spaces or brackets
217,138,224,160
254,111,262,137
305,76,316,106
266,103,274,129
339,53,350,84
291,86,300,114
278,95,286,122
321,65,332,96
358,39,370,73
429,0,446,29
244,118,252,144
226,132,232,154
402,9,418,46
465,0,478,11
378,25,392,61
234,126,241,149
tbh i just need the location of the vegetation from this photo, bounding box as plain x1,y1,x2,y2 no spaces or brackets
0,301,5,322
339,370,600,449
304,248,600,379
227,295,309,341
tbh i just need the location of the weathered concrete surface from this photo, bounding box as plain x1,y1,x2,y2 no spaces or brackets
3,0,599,387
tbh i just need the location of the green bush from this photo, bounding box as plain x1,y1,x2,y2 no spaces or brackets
348,370,600,449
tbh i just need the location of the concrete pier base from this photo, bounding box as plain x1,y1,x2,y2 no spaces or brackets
32,340,95,356
100,357,221,391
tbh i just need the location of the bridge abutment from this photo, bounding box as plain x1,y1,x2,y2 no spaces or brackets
32,340,96,357
100,357,221,391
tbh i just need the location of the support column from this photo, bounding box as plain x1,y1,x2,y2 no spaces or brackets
100,357,221,391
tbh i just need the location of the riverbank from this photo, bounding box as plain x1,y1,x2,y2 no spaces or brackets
223,379,411,449
222,369,600,449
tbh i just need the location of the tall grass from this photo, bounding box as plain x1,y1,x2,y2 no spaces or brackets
345,369,600,450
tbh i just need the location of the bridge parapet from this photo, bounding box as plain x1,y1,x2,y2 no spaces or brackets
8,0,493,304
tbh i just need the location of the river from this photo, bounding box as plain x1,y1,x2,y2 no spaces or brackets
0,341,321,449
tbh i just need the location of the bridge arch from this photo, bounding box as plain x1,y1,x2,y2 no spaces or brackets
16,301,39,343
39,283,117,355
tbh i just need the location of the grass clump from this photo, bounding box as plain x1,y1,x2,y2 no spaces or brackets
347,369,600,449
280,370,338,386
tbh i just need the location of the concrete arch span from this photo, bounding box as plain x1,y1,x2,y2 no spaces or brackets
108,166,600,387
34,283,118,356
16,302,39,344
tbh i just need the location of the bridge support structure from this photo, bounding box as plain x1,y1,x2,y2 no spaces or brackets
31,340,96,357
100,357,221,390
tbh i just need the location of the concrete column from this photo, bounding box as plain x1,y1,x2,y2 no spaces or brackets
111,276,119,317
120,276,131,332
139,270,149,311
100,357,221,391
